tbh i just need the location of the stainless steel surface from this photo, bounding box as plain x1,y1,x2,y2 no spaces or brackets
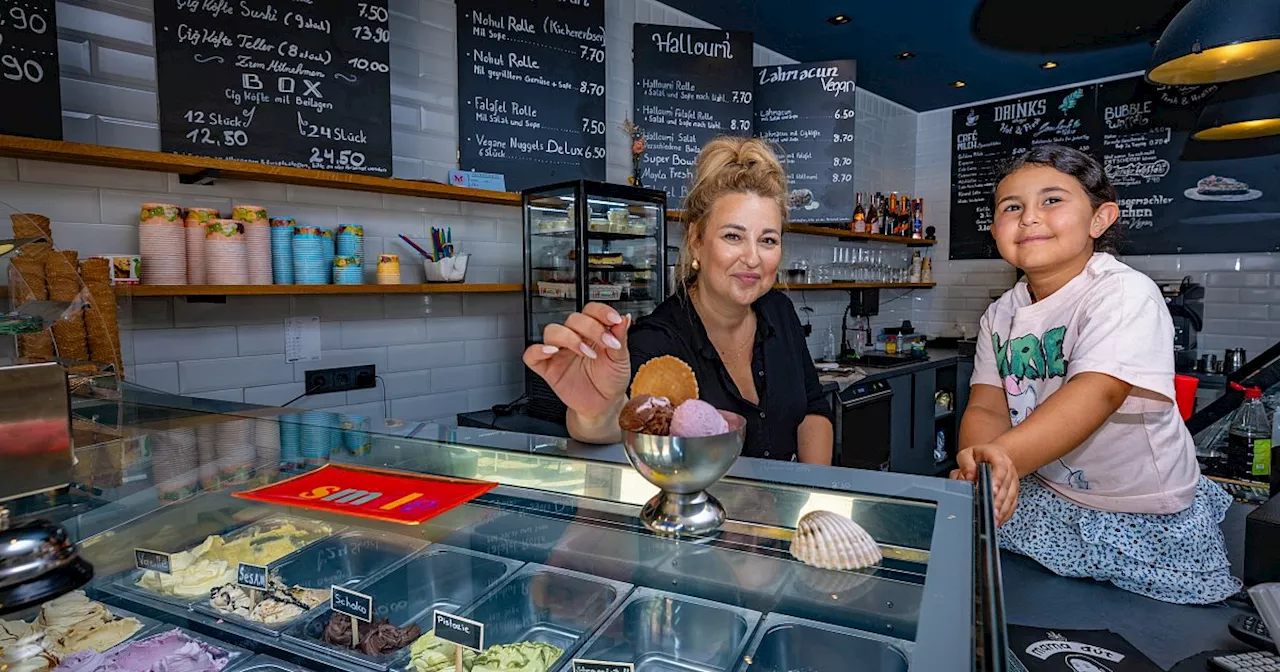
285,545,520,669
461,563,632,669
563,587,761,672
735,613,911,672
1225,348,1247,375
226,655,309,672
193,529,426,634
622,411,746,536
0,518,91,609
0,362,73,503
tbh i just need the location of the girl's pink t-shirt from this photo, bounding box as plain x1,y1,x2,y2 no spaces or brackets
972,253,1200,514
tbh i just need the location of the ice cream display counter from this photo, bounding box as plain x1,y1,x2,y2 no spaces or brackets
8,394,1003,672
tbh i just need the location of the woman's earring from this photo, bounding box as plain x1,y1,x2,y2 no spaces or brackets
691,259,701,271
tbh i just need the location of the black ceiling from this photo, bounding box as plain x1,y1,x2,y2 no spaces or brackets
659,0,1190,110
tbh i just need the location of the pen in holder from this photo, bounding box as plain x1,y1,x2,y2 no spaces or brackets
423,253,469,282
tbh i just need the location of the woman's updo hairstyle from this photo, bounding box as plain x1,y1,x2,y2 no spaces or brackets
676,136,788,287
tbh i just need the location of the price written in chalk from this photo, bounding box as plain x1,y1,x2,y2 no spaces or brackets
834,108,855,120
434,611,484,652
135,549,172,574
573,660,635,672
310,146,367,168
579,81,604,96
832,132,855,143
351,24,389,43
579,45,604,63
331,586,373,622
4,6,50,34
236,563,268,591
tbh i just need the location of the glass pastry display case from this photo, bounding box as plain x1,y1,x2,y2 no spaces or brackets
4,385,1005,671
522,181,668,422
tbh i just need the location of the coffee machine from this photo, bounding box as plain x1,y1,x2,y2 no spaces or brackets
1159,277,1204,373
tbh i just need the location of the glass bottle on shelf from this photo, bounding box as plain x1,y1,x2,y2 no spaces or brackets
852,192,866,233
867,193,881,235
912,198,925,240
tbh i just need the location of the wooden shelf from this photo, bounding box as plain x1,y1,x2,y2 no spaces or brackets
115,283,522,297
783,224,936,246
0,134,521,206
778,282,936,290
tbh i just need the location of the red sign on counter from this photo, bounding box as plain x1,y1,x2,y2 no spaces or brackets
233,464,497,525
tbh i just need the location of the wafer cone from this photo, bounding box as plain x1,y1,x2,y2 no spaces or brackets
11,214,53,262
630,355,700,408
46,251,88,362
80,257,122,372
10,256,53,361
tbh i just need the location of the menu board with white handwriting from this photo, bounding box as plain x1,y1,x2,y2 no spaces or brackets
632,24,754,202
153,0,392,175
456,0,606,191
0,0,61,140
754,60,857,224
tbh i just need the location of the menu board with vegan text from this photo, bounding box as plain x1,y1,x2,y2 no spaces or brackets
1096,76,1280,254
0,0,61,140
633,24,754,202
950,86,1100,259
754,60,857,224
153,0,392,175
456,0,606,191
949,74,1280,257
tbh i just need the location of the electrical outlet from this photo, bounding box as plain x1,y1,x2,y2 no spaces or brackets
304,365,377,395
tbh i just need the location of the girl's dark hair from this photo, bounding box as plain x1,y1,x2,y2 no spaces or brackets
993,144,1121,254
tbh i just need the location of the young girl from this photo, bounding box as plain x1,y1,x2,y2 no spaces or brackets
952,144,1240,604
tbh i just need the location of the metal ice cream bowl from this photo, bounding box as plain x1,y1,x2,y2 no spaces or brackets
621,410,746,537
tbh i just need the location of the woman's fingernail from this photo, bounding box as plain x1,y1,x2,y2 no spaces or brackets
541,345,558,355
601,333,621,350
579,343,598,359
607,312,623,324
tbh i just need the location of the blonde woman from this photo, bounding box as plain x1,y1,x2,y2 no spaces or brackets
524,137,833,464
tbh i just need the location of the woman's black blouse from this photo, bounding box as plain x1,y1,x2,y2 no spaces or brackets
627,289,833,462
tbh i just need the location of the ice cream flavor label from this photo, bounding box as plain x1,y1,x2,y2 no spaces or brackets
434,611,484,652
233,463,497,525
135,548,172,574
573,660,635,672
332,586,373,623
236,563,268,591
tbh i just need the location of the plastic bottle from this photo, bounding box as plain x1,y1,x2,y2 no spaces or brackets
824,325,837,362
909,250,922,284
1227,383,1271,481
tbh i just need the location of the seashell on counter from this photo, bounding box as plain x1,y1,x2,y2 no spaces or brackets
790,510,883,571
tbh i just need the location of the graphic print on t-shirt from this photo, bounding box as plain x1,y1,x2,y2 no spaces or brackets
994,324,1088,489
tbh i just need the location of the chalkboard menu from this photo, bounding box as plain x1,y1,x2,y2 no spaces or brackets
456,0,606,192
154,1,392,175
949,75,1280,258
754,60,857,224
0,0,61,140
633,25,754,202
950,86,1098,259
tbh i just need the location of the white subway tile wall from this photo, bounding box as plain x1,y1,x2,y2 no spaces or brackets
1,0,1000,424
911,108,1280,357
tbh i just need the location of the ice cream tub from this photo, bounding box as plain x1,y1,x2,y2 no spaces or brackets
282,545,522,670
0,594,165,665
193,529,429,635
557,587,760,672
109,515,336,608
227,653,310,671
59,626,255,672
732,612,912,672
454,563,632,672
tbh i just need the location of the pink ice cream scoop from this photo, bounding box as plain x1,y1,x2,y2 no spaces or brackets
669,399,730,437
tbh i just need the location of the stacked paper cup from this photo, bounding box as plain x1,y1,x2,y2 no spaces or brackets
184,207,219,285
234,205,272,285
151,427,198,502
270,217,295,284
341,414,372,455
333,256,363,285
278,414,302,469
320,229,335,283
254,418,281,482
196,424,219,490
205,220,249,285
293,226,326,284
139,203,186,284
336,224,364,261
215,418,255,483
376,254,401,284
299,411,332,464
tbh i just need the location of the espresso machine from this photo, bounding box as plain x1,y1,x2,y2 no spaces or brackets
1159,277,1204,373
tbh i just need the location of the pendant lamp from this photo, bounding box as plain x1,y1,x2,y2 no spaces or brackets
1194,72,1280,140
1148,0,1280,85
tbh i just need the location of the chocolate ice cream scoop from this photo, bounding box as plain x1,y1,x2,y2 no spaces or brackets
619,394,674,435
323,613,421,656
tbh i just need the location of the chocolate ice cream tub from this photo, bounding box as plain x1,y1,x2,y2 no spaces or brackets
193,529,427,636
558,587,760,672
281,545,521,670
455,563,632,671
734,612,912,672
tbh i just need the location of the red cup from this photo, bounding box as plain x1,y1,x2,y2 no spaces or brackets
1174,374,1199,421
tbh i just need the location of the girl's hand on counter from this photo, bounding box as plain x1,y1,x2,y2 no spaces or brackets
952,444,1019,526
523,302,633,420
